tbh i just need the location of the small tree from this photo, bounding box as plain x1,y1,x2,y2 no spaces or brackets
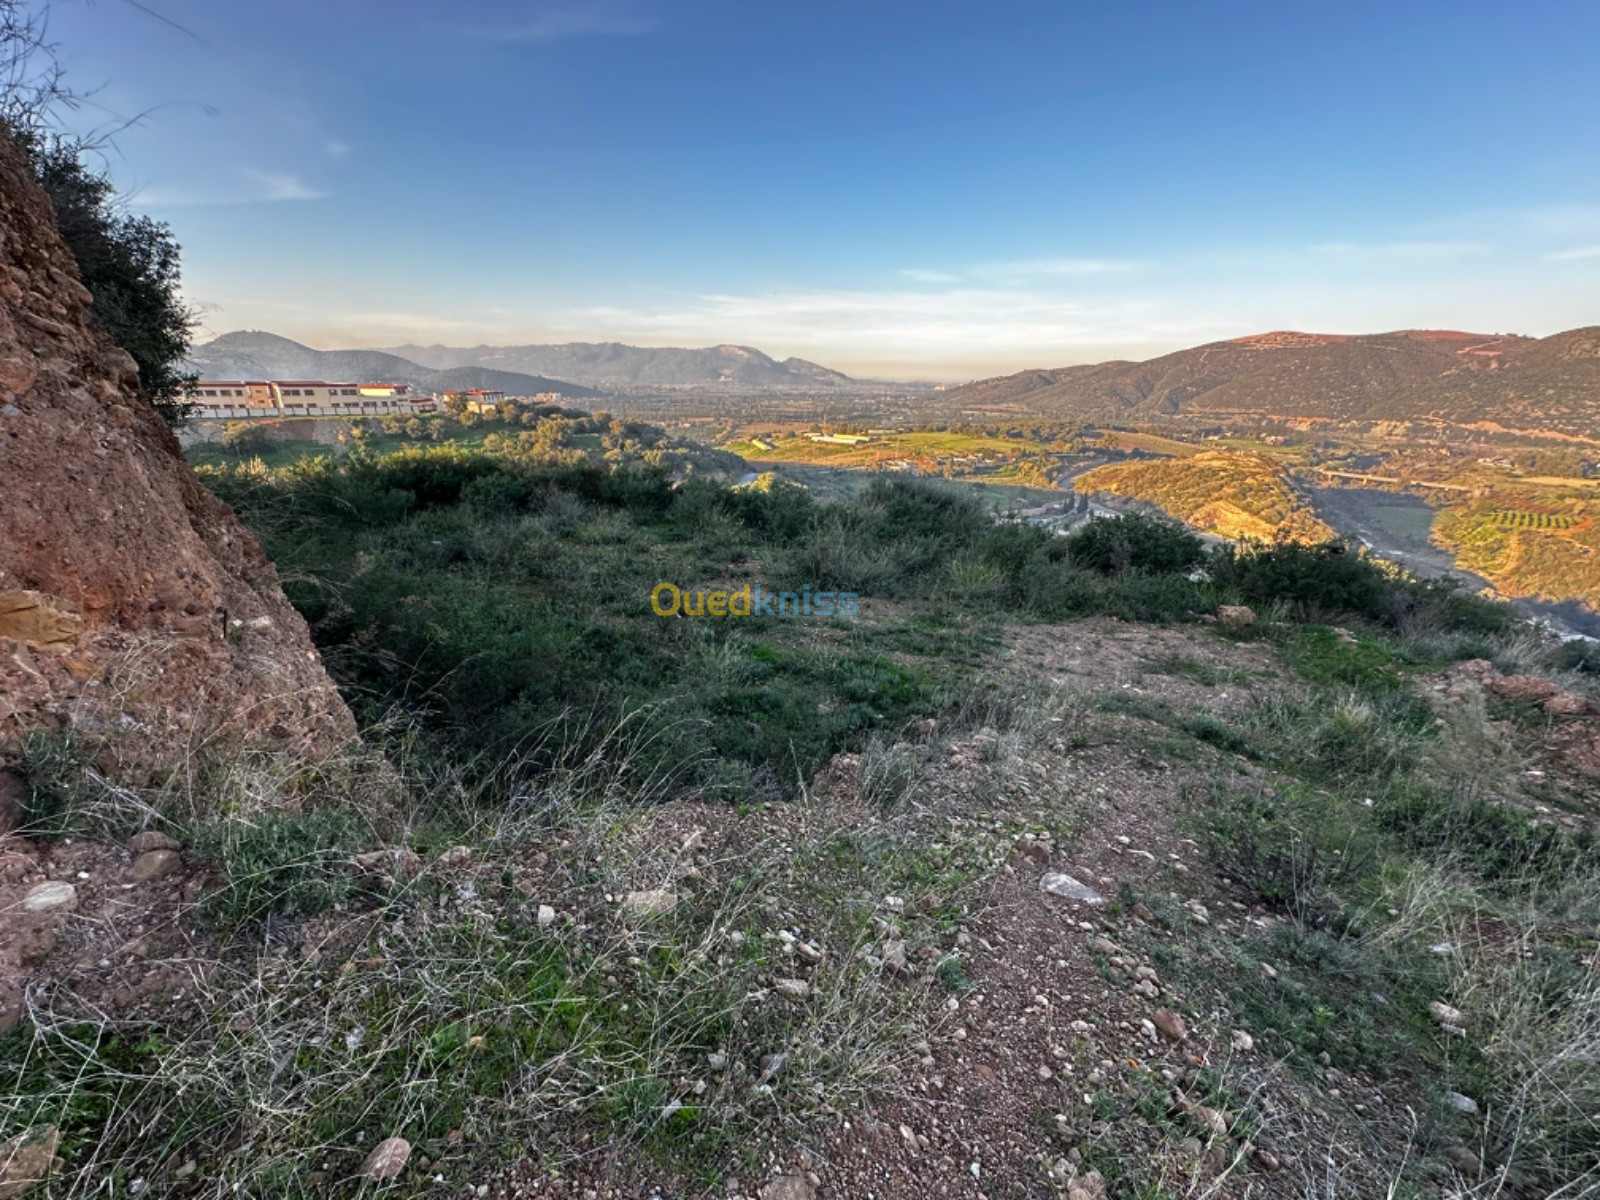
19,134,198,425
2,5,196,426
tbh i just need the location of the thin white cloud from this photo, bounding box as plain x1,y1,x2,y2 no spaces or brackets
1311,240,1491,260
140,169,327,207
1547,244,1600,262
242,170,325,201
325,140,352,158
1515,205,1600,239
559,285,1226,358
977,257,1144,278
457,3,655,43
901,268,961,284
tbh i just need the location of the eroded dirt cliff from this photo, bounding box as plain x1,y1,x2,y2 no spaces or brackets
0,132,353,771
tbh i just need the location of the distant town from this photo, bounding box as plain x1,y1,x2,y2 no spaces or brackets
189,379,570,421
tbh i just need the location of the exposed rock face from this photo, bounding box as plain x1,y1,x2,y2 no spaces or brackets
0,133,353,768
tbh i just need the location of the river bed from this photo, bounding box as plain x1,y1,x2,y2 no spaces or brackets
1308,485,1599,640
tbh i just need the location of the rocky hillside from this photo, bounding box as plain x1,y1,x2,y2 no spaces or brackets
944,328,1600,439
0,134,354,775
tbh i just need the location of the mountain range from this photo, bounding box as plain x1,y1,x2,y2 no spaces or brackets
183,332,600,399
185,332,863,394
942,327,1600,440
381,340,857,390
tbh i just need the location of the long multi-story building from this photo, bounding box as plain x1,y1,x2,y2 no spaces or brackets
191,381,438,421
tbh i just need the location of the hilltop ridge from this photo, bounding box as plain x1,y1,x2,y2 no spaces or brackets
943,326,1599,438
382,338,859,390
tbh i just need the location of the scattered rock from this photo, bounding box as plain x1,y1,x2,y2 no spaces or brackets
1194,1105,1229,1137
795,940,823,964
1040,872,1105,905
620,889,678,918
536,904,557,929
1446,1091,1480,1116
1217,605,1256,629
129,849,181,882
1443,1145,1482,1177
1429,1000,1466,1029
1066,1168,1106,1200
1252,1146,1281,1172
1016,838,1051,867
881,939,909,974
436,845,473,868
1545,690,1593,716
773,978,810,999
706,1051,728,1072
1486,674,1561,703
349,847,423,888
0,1124,58,1199
126,830,180,853
359,1136,411,1180
1152,1008,1187,1042
1230,1029,1254,1053
758,1174,814,1200
19,881,74,913
757,1052,788,1083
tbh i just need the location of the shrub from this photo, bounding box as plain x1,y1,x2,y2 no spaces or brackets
860,476,991,547
858,733,920,809
1211,539,1389,618
460,471,533,514
1194,781,1378,925
11,729,96,839
1062,513,1204,575
221,422,275,457
196,805,373,929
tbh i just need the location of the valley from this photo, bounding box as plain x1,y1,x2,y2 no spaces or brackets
9,8,1600,1199
180,320,1600,629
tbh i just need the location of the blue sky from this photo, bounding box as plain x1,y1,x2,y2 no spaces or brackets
49,0,1600,379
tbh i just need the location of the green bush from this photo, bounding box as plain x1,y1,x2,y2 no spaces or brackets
1212,541,1516,636
220,422,274,457
1375,781,1593,887
1211,540,1389,618
460,471,533,514
1062,513,1204,575
1194,782,1378,924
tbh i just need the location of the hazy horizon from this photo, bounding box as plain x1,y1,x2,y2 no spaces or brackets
196,321,1583,387
54,0,1600,380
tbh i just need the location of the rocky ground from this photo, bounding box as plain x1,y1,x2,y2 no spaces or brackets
3,618,1597,1199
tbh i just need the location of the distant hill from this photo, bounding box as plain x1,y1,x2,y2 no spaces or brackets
942,328,1600,440
1076,450,1335,543
184,331,598,398
382,340,858,389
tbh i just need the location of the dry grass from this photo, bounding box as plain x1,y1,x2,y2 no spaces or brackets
3,682,1091,1196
